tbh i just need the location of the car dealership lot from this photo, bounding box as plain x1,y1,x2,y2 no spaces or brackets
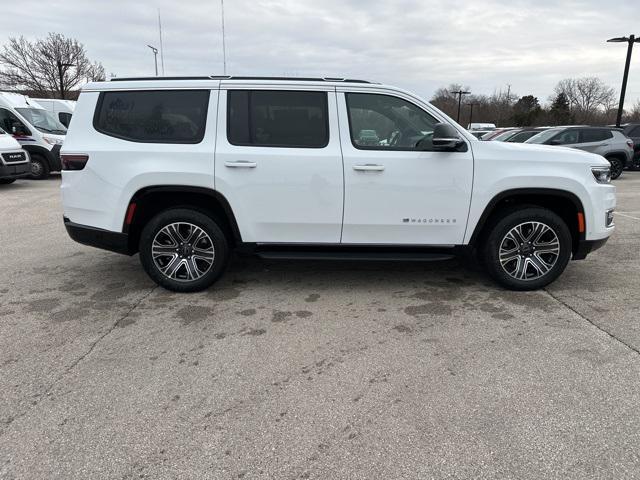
1,175,640,479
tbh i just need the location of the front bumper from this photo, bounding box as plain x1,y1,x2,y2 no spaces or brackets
64,217,132,255
573,237,609,260
0,161,31,180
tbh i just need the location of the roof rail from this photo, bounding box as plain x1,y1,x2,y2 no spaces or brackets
110,75,372,84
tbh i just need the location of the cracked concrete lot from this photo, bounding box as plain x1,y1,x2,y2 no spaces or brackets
1,174,640,479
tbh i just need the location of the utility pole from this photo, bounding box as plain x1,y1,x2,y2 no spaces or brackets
467,102,480,126
147,44,159,76
158,9,165,75
450,89,471,123
221,0,227,75
607,34,640,127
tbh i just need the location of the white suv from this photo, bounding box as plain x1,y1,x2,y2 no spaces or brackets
61,76,616,292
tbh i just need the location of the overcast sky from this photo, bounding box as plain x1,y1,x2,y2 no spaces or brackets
1,0,639,105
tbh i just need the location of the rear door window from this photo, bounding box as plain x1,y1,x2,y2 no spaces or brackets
94,90,210,143
551,129,579,145
580,129,612,143
227,90,328,148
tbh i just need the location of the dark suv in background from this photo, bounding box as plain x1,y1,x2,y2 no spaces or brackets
526,126,634,179
622,124,640,170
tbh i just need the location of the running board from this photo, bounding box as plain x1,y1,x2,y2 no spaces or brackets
254,250,455,262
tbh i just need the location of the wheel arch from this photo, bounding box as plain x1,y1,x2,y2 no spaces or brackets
468,188,586,253
124,185,242,254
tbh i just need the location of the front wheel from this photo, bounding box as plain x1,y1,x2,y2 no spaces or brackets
606,157,624,180
139,209,230,292
29,155,50,180
482,207,572,291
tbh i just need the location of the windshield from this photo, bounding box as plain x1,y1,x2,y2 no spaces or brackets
525,128,562,144
15,107,67,135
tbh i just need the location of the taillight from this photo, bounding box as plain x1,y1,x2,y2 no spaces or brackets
61,154,89,170
627,140,634,149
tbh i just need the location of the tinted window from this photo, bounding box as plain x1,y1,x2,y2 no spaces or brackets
345,93,439,150
581,129,612,143
94,90,210,143
628,126,640,137
551,129,579,145
227,90,328,148
59,112,72,128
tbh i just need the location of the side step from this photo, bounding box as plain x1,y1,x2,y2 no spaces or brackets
252,245,457,262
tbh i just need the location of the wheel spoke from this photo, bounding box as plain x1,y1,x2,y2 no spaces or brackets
529,253,552,276
162,255,183,278
152,245,178,257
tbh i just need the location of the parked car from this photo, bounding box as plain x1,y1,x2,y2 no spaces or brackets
481,128,517,141
0,127,31,184
0,92,66,179
32,98,76,128
469,129,494,139
525,126,633,179
621,123,640,170
61,76,615,292
491,128,548,143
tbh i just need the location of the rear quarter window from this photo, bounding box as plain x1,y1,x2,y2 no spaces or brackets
93,90,210,143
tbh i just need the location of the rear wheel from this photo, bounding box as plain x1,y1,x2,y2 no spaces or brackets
29,154,50,180
482,207,572,291
0,178,16,184
139,208,229,292
606,156,624,180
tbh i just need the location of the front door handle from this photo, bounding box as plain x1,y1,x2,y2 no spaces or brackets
353,164,385,172
225,161,257,168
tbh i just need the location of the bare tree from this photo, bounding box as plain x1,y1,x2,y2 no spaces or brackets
553,77,616,123
627,100,640,123
0,33,105,99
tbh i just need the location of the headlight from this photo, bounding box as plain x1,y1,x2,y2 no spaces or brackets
591,166,611,184
43,136,64,146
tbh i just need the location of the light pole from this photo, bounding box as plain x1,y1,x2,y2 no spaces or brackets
467,102,480,126
147,44,159,76
451,89,471,123
607,35,640,127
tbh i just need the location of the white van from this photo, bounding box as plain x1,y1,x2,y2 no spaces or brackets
32,98,76,128
468,123,496,131
0,127,31,184
0,92,66,179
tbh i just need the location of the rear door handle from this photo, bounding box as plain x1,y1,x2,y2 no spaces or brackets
225,161,257,168
353,164,385,172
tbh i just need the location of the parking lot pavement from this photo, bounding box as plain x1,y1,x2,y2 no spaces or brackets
1,174,640,479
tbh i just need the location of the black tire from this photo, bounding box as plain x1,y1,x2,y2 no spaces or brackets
606,156,624,180
482,207,572,291
139,208,230,292
0,178,16,184
29,155,50,180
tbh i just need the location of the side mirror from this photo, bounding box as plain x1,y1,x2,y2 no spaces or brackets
549,139,563,146
432,123,464,151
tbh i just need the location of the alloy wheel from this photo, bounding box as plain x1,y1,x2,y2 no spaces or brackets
499,221,560,281
151,222,215,282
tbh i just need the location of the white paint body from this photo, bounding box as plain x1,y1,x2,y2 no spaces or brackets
61,79,615,246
